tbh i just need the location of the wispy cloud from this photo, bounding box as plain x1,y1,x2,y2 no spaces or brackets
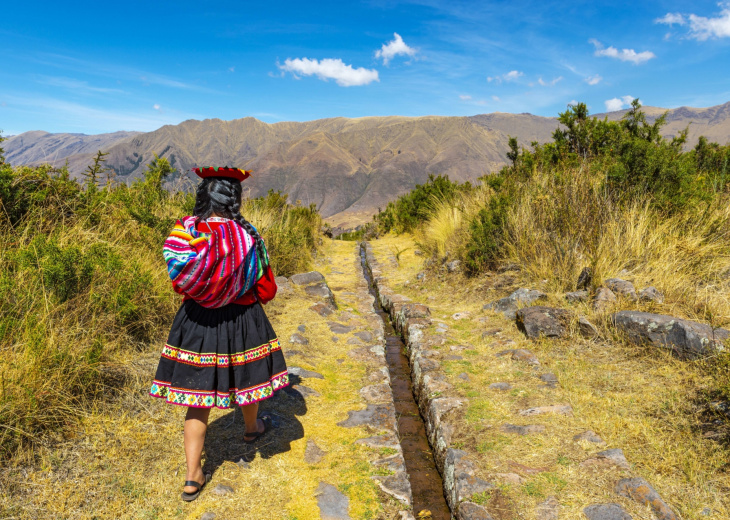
488,70,523,83
655,3,730,40
375,33,417,65
584,74,603,85
590,39,655,65
605,95,635,112
35,75,126,94
459,94,472,100
278,58,379,86
537,76,563,87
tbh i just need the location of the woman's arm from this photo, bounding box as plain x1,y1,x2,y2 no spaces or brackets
254,265,278,304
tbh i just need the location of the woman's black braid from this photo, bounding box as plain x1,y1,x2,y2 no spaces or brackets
193,177,269,266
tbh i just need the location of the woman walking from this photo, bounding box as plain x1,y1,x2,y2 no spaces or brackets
149,166,289,501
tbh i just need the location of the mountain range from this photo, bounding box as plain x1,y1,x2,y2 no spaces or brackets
5,102,730,226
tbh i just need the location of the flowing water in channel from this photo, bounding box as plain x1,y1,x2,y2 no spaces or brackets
359,248,451,520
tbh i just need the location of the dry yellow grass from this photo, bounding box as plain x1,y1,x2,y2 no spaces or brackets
0,239,402,519
370,233,730,519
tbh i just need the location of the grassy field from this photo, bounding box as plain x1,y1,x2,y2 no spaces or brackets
370,233,730,519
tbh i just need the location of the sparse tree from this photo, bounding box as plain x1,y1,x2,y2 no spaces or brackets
82,150,109,188
506,136,519,167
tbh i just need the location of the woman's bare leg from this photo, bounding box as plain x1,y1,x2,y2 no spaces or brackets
241,402,264,439
183,407,211,494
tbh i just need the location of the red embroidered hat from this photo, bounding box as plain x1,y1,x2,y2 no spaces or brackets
192,166,252,182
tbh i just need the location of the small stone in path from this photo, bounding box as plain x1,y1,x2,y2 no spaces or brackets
337,403,397,432
332,336,339,342
536,496,559,520
615,477,678,520
497,348,540,366
519,404,573,416
290,333,309,345
483,328,502,336
328,322,355,334
450,345,470,351
639,286,664,303
581,448,630,470
316,482,350,520
594,287,617,312
290,271,325,285
346,337,364,345
288,367,325,379
360,384,392,403
200,513,217,520
573,430,606,445
297,324,306,333
489,382,511,391
305,439,327,464
310,303,334,317
458,502,494,519
500,423,546,435
452,312,471,320
583,504,633,520
371,454,407,473
354,330,374,342
540,373,559,384
372,472,412,505
458,372,470,381
354,433,400,450
566,290,589,303
579,316,599,339
212,484,234,496
494,472,525,485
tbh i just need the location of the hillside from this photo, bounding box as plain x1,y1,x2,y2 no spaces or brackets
5,102,730,222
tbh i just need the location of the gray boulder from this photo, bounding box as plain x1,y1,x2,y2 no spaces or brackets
485,288,547,320
593,287,617,312
639,286,664,303
577,267,592,290
290,271,325,285
516,306,574,339
605,278,638,300
566,290,589,303
613,311,730,359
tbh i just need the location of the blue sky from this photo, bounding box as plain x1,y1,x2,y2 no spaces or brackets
2,0,729,135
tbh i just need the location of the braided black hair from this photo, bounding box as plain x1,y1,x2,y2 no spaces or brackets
193,176,269,266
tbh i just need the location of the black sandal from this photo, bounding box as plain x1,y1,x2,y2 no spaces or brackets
243,415,274,444
181,473,209,502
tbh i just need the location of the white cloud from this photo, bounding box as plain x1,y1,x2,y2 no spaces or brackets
375,33,417,65
568,100,578,106
488,70,523,84
605,95,635,112
492,95,501,101
656,4,730,40
459,94,472,100
278,58,379,87
537,76,563,87
584,74,602,85
590,39,656,64
36,76,126,94
228,66,235,73
153,104,161,110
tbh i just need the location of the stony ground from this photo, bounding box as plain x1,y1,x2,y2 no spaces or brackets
0,240,409,520
366,234,730,520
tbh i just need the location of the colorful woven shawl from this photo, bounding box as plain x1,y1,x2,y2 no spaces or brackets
163,216,268,308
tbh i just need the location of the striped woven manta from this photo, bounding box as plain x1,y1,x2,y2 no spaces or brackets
163,216,268,308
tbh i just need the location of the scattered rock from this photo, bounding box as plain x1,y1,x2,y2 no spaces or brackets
346,337,364,345
354,330,374,342
579,316,599,339
458,502,495,520
360,384,392,403
275,276,290,287
316,481,351,520
416,272,426,280
497,348,540,366
212,484,235,496
494,473,525,485
444,449,495,509
540,373,558,384
639,286,664,304
583,504,633,520
605,278,638,300
371,454,407,473
305,439,327,464
573,430,606,445
297,324,306,333
450,344,470,351
594,287,617,312
372,472,412,505
458,372,470,381
310,302,334,317
516,306,574,339
519,404,573,416
612,311,730,359
485,288,547,320
200,513,217,520
305,282,336,307
354,433,400,450
536,496,559,520
482,328,502,337
500,423,546,435
290,271,325,285
615,478,677,520
566,290,589,303
577,267,592,290
489,382,511,391
328,322,355,334
288,366,324,379
452,311,471,320
446,260,462,273
337,403,397,432
581,449,630,470
290,333,309,345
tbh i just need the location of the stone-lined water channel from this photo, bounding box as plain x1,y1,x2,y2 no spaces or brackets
359,247,451,519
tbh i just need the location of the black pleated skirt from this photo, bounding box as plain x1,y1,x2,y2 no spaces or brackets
149,299,289,408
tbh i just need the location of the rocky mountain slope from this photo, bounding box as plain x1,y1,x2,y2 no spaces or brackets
5,102,729,222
